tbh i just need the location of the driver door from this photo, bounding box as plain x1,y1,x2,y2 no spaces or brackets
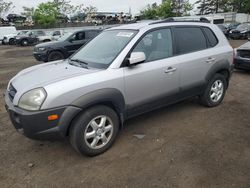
124,28,180,117
66,31,87,55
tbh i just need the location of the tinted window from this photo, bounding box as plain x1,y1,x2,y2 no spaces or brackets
175,27,207,55
36,31,45,36
86,31,99,39
132,28,173,62
203,27,218,47
53,31,61,36
75,32,85,40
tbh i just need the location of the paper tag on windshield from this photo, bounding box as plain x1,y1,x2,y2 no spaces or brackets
117,32,134,37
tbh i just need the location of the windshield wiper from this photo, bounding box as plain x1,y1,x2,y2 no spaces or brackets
69,58,89,69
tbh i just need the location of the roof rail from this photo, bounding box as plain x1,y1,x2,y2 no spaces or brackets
149,17,210,25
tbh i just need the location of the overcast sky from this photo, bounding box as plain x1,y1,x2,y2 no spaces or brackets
9,0,197,15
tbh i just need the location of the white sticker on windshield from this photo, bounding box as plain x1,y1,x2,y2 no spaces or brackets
117,32,134,37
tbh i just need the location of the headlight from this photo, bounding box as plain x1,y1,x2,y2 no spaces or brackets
18,88,47,111
15,36,20,40
37,47,46,51
241,30,248,34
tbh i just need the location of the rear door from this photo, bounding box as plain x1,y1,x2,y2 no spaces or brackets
124,28,180,116
172,26,218,94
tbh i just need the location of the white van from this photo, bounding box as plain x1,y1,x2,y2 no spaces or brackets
0,26,16,43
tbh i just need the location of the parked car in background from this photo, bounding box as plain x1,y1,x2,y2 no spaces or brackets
0,26,16,44
2,30,28,45
234,41,250,71
51,30,65,40
229,23,250,39
34,29,102,62
217,24,227,36
6,20,233,156
15,30,52,46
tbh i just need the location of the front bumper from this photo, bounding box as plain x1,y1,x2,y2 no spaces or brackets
4,91,81,140
33,51,48,62
234,57,250,70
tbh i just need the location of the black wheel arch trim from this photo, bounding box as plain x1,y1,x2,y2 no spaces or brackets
72,88,126,113
205,59,231,86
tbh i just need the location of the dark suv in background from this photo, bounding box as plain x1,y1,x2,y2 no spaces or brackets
15,30,49,46
33,29,102,62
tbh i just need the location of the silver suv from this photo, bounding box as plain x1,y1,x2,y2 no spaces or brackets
4,19,234,156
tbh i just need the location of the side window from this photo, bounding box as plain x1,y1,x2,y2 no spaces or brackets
203,27,218,47
75,32,85,40
86,31,99,39
53,31,61,36
36,31,45,36
174,27,207,55
132,28,173,62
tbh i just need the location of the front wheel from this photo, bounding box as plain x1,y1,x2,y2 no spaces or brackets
47,51,64,62
69,105,119,156
21,39,28,46
200,74,227,107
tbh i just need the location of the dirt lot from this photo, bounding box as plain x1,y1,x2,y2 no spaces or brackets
0,40,250,188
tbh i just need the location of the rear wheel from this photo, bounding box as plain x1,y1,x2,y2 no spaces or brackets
9,38,15,45
200,74,227,107
47,51,64,62
69,105,119,156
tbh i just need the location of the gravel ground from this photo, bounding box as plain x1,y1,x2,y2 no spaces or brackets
0,40,250,188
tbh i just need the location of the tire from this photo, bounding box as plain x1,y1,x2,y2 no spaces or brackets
21,39,28,46
9,38,15,45
200,74,227,107
69,105,119,156
47,51,64,62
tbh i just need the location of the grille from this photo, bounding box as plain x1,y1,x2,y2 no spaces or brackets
8,83,17,102
238,50,250,59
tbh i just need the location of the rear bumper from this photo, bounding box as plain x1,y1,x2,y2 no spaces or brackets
234,57,250,70
4,91,82,141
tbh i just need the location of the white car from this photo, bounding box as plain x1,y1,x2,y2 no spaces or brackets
0,26,16,44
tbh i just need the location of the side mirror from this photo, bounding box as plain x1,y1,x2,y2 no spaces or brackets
129,52,146,65
68,38,74,43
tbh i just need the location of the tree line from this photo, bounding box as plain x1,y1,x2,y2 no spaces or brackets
0,0,97,26
141,0,250,19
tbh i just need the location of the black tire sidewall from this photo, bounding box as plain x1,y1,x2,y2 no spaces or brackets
70,105,119,156
48,51,64,62
9,38,15,45
21,39,28,46
202,74,227,107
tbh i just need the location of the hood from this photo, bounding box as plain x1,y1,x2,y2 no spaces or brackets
35,40,63,48
237,42,250,50
11,60,100,92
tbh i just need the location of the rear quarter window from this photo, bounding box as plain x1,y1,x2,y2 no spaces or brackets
174,27,207,55
202,27,218,47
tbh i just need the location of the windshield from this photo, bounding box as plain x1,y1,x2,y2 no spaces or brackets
237,23,250,31
71,30,137,69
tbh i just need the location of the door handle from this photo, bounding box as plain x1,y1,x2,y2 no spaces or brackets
165,67,177,74
206,57,216,63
